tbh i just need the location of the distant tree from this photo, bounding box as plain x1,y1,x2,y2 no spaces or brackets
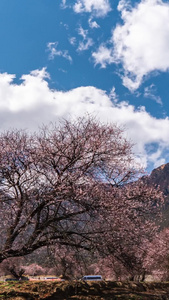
88,255,130,281
23,263,47,276
0,116,163,274
97,180,163,279
46,244,92,279
144,228,169,281
0,258,47,278
0,257,25,279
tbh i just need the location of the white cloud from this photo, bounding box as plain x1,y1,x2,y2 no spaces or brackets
111,0,169,90
88,18,100,28
69,37,76,46
92,44,114,68
148,148,166,168
77,26,94,51
78,26,88,39
144,84,162,105
73,0,111,17
109,86,118,103
78,38,94,51
47,42,72,62
60,0,67,8
0,68,169,169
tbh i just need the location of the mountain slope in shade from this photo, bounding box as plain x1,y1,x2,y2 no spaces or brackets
144,163,169,195
144,163,169,227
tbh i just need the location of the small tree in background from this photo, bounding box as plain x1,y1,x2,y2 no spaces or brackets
23,263,47,277
45,244,92,279
144,228,169,281
88,255,130,281
0,257,25,279
97,180,163,279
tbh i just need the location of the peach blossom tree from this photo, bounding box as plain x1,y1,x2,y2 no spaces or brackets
0,117,163,276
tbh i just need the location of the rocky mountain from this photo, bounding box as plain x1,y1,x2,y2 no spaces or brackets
144,163,169,227
146,163,169,196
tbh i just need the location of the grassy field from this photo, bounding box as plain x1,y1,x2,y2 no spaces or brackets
1,280,169,299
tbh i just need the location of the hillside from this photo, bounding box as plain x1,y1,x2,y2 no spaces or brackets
146,163,169,196
143,163,169,227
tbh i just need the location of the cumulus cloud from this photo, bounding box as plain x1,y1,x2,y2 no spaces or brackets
47,42,72,62
92,0,169,91
73,0,111,17
92,44,114,68
112,0,169,90
0,68,169,169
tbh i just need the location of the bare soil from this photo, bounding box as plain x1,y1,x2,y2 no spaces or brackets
1,280,169,299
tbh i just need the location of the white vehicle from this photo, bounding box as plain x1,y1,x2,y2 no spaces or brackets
81,275,103,281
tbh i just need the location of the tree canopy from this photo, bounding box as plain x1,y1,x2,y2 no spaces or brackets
0,117,163,274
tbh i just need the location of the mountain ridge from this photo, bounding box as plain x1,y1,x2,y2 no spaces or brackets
144,163,169,195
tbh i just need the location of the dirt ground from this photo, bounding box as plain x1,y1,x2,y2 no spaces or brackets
1,280,169,299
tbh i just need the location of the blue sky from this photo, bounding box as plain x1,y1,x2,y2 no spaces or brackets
1,0,169,172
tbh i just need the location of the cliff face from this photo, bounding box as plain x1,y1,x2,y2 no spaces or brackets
144,163,169,228
147,163,169,195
